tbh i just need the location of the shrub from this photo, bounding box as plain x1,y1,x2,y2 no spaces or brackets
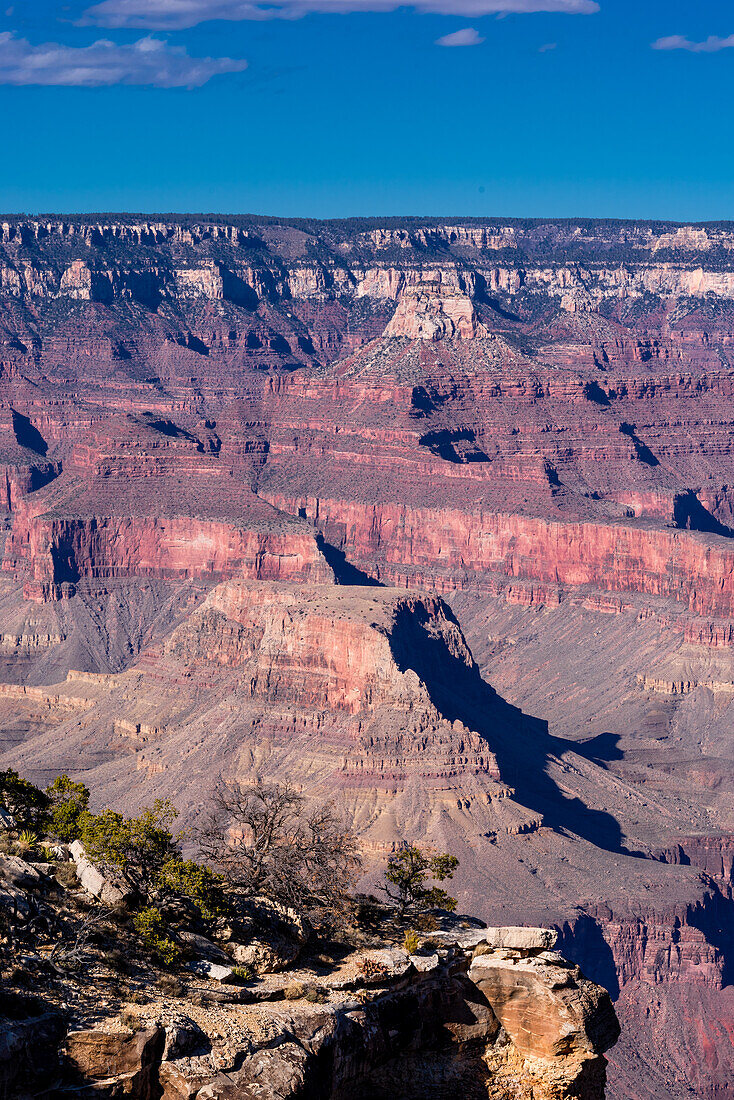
53,863,79,889
358,958,389,982
0,770,50,833
132,907,181,968
231,964,253,983
79,808,127,864
81,800,181,890
415,912,439,933
283,982,306,1001
304,985,328,1004
157,858,228,923
127,990,149,1005
15,830,40,856
80,801,233,929
403,930,420,955
46,775,90,842
195,778,361,920
105,947,132,974
157,973,183,996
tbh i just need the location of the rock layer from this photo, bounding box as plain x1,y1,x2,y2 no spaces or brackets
1,216,734,1099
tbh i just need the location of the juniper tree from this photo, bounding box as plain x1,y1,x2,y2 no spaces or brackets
381,846,459,918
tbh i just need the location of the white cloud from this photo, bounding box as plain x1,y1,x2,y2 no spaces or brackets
80,0,600,31
0,31,247,86
652,34,734,53
436,27,484,46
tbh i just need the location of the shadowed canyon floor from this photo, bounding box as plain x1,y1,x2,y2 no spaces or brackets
1,215,734,1098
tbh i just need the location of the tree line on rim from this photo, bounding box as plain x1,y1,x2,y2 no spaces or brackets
0,768,459,969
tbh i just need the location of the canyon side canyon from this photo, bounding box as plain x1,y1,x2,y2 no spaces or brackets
1,215,734,1098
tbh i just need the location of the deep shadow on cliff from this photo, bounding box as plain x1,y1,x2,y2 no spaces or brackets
389,601,631,858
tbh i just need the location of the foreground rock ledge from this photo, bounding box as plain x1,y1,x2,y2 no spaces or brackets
14,927,619,1100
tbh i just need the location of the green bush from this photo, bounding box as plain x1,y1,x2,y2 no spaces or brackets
403,929,420,954
46,775,90,842
133,906,181,968
16,830,40,856
81,800,180,888
382,847,459,917
231,964,253,983
79,808,127,864
157,858,228,923
0,769,50,833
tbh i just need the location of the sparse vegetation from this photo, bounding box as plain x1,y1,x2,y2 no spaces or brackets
381,846,459,918
403,929,420,954
195,777,362,919
1,765,464,1025
283,980,326,1003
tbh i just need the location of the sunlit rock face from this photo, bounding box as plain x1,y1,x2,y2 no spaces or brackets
0,880,619,1100
2,216,734,1099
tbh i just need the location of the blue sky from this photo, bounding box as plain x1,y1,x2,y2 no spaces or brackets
0,1,732,219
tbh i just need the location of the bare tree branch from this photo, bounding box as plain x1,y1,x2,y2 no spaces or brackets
194,778,361,918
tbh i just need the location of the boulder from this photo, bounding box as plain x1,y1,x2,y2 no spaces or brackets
176,931,230,964
0,853,49,891
161,1014,208,1060
359,948,412,983
409,952,440,973
0,885,32,922
233,896,310,945
64,1025,165,1093
468,952,620,1061
431,924,557,952
476,926,557,952
229,934,300,974
185,960,236,983
0,1011,66,1096
440,973,501,1045
69,840,133,907
197,1042,310,1100
159,1061,201,1099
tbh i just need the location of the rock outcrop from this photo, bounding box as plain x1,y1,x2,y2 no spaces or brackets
0,900,619,1100
384,279,487,340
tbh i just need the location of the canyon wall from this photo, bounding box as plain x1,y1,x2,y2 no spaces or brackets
1,216,734,1099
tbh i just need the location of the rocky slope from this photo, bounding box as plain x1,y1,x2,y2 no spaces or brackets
0,849,619,1100
0,215,733,1098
